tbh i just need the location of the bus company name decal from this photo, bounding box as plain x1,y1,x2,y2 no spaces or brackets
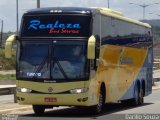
28,20,81,34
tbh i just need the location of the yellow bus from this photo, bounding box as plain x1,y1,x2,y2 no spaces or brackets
5,7,153,115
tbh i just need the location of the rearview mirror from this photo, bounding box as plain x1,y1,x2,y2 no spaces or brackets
87,35,96,59
5,34,17,58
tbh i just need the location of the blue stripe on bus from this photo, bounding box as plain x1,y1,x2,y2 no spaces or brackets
101,35,152,48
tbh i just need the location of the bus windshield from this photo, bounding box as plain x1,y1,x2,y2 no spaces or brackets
18,44,50,79
17,41,87,81
52,43,86,79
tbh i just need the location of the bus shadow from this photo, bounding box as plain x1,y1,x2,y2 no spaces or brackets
20,102,153,118
100,103,153,116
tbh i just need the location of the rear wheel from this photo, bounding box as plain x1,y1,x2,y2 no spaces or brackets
139,88,144,105
32,105,45,115
131,86,140,106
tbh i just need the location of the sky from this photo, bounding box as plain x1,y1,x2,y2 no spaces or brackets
0,0,160,32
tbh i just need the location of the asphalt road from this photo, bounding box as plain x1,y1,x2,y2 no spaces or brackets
2,89,159,120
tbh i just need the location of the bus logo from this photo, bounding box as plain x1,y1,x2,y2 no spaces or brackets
48,87,53,92
28,19,81,34
28,20,81,30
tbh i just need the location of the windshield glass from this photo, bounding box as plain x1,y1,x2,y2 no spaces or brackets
17,41,88,81
52,42,86,79
18,44,50,79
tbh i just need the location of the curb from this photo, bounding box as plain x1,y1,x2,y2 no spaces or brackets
0,86,16,95
0,70,16,75
152,82,160,90
152,86,160,90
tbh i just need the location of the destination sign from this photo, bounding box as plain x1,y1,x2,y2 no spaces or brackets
21,15,91,37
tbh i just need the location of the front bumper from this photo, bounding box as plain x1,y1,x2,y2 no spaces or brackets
17,92,90,106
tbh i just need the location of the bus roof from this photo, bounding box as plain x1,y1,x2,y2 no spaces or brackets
24,7,92,15
95,7,151,28
24,7,151,28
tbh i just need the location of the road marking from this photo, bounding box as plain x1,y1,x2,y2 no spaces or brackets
0,106,32,114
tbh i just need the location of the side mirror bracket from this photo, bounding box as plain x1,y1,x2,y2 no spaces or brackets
5,34,17,58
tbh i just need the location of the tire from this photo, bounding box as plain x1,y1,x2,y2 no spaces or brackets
139,88,144,105
32,105,45,115
131,86,140,106
91,89,105,115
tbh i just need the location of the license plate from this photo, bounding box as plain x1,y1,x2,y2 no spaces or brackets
44,98,57,102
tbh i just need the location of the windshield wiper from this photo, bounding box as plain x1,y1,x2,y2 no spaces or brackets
53,57,68,79
32,55,49,78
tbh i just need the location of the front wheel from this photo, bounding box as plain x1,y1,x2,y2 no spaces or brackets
32,105,45,115
91,90,105,115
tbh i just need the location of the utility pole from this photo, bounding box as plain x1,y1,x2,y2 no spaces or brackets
37,0,40,8
16,0,19,34
1,20,3,45
0,19,3,46
108,0,109,8
129,2,159,20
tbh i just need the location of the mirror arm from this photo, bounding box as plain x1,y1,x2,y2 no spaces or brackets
5,34,17,58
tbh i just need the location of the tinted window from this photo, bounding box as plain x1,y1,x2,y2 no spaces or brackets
52,44,86,79
18,44,50,79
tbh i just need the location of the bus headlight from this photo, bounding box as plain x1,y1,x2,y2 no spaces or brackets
17,87,32,93
70,88,88,94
